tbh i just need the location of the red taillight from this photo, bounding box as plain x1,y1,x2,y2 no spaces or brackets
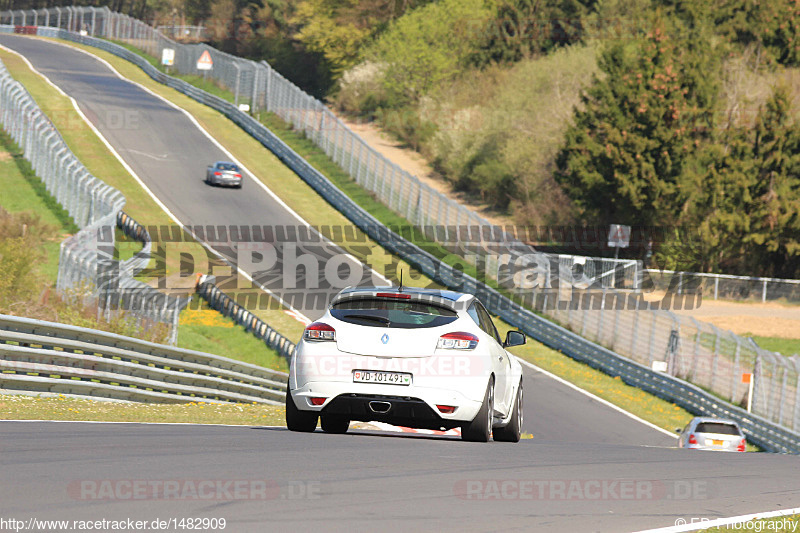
303,322,336,341
436,405,456,414
234,174,242,178
214,171,222,176
737,438,746,452
376,292,411,299
437,332,479,350
309,397,326,406
688,434,698,445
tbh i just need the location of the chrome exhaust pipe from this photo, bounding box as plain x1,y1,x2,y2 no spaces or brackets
369,401,391,414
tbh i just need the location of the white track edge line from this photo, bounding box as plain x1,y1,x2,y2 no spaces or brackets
632,506,800,532
0,419,284,428
519,359,678,439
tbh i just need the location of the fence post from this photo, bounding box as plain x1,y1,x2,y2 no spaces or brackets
731,338,741,402
630,296,640,356
778,365,788,425
710,330,721,392
793,360,800,432
647,310,658,366
714,276,719,300
762,279,768,303
233,63,241,107
596,289,606,342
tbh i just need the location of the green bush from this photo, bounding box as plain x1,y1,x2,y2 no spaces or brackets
366,0,495,108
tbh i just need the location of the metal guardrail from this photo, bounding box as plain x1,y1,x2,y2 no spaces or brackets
194,277,297,363
0,314,287,404
23,25,798,452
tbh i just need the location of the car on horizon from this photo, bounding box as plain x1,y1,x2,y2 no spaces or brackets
677,417,746,452
205,161,243,188
286,286,526,442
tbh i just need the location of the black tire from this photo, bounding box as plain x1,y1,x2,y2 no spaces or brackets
462,379,494,442
285,387,318,432
320,414,350,434
493,380,523,443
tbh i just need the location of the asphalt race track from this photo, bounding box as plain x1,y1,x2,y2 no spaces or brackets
0,34,797,532
2,421,800,532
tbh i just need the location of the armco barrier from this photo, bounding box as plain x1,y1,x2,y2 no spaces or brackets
194,278,296,364
12,27,799,451
0,314,287,404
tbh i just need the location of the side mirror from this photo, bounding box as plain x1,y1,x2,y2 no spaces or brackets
503,330,526,348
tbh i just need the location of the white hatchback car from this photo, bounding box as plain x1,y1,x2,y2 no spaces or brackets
286,287,526,442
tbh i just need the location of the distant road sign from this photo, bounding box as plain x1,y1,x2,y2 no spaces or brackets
196,50,213,71
161,48,174,66
608,224,631,248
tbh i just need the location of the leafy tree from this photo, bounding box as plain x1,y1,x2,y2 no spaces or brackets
292,0,431,78
743,86,800,276
477,0,596,64
670,86,800,276
713,0,800,67
555,18,720,228
368,0,494,107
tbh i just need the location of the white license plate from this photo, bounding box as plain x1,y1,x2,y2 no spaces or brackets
353,370,411,386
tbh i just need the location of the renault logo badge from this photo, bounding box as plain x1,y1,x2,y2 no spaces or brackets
381,333,389,344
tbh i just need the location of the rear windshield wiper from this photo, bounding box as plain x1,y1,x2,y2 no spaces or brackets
344,314,391,326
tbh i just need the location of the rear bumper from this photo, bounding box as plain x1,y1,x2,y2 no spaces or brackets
685,444,743,452
216,179,241,187
290,380,483,428
322,394,461,430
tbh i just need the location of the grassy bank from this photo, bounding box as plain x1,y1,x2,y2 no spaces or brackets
0,394,285,425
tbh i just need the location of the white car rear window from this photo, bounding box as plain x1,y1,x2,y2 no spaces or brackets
332,299,457,329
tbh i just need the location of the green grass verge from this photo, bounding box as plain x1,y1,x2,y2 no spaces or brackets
60,38,726,438
0,45,289,368
178,299,289,372
0,129,77,282
0,394,285,425
748,335,800,356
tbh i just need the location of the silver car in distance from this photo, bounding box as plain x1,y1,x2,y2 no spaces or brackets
205,161,243,188
677,417,747,452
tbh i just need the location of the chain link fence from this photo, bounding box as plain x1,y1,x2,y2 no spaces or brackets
5,9,799,439
645,269,800,303
542,291,800,432
0,52,187,343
